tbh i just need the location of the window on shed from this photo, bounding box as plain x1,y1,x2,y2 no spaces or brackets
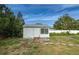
45,29,48,34
41,29,45,34
41,28,48,34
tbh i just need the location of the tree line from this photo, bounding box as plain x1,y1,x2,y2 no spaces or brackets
53,14,79,30
0,4,25,38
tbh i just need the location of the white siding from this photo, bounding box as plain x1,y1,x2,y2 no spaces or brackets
23,28,49,39
40,34,49,37
23,28,40,39
33,28,40,37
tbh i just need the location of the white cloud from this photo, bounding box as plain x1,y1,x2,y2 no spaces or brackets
62,4,78,9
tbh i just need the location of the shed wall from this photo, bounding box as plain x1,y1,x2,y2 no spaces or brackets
23,28,49,39
23,28,40,39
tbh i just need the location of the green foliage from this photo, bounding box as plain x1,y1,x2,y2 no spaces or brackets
53,14,79,30
0,38,20,46
50,32,74,36
0,4,25,37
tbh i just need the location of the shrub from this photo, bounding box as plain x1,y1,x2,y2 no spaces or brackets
50,32,74,36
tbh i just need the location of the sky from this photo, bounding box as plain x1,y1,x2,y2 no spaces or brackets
6,4,79,26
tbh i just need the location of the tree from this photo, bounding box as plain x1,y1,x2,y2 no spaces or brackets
75,20,79,30
17,12,25,25
0,4,25,38
14,12,25,37
0,4,12,36
53,14,77,30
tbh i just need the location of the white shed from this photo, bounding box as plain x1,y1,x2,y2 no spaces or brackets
23,24,49,40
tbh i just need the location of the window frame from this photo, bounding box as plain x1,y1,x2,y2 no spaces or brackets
41,28,48,34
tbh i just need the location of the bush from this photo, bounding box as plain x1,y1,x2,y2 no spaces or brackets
77,33,79,35
50,32,74,36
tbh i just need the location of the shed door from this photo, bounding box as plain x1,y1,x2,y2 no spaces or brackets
33,28,40,37
24,28,34,38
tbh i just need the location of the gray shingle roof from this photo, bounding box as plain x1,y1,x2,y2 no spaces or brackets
23,24,49,28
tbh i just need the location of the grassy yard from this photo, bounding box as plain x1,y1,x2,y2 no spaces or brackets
0,34,79,55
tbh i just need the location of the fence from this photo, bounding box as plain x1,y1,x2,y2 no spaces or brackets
49,30,79,34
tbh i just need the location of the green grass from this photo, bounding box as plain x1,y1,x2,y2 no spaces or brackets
0,38,41,55
50,35,79,44
39,44,79,55
0,34,79,55
0,38,20,46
